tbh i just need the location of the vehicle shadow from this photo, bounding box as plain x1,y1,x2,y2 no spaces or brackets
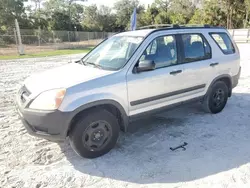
59,92,250,184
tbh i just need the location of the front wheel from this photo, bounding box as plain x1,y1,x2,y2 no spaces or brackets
69,109,119,158
202,81,229,114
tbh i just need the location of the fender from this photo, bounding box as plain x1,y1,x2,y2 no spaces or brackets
206,74,232,97
66,99,129,133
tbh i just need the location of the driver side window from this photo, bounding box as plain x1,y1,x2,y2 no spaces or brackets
140,35,177,69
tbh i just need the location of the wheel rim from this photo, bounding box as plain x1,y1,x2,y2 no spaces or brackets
212,88,225,108
82,120,112,151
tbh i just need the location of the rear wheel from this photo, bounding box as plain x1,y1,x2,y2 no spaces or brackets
69,109,119,158
202,81,229,114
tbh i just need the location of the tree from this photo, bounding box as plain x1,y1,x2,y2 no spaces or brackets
114,0,144,31
96,5,117,31
43,0,86,31
189,9,203,24
81,5,118,32
153,0,169,10
0,0,31,46
168,0,195,24
244,0,250,27
137,4,160,27
189,0,227,27
1,0,249,36
220,0,245,28
28,0,48,30
0,0,30,33
49,12,72,30
67,0,86,31
189,0,248,28
151,0,170,24
81,5,99,31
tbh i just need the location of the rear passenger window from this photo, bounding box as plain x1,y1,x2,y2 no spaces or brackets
210,33,235,54
181,34,211,63
140,35,177,69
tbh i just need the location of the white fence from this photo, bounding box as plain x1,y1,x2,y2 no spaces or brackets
228,29,250,42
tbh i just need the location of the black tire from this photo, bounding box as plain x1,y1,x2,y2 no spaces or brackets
202,81,229,114
69,109,119,158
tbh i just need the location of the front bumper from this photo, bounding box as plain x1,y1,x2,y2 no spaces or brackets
16,103,71,142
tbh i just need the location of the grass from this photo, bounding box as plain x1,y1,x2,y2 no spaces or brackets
0,48,92,60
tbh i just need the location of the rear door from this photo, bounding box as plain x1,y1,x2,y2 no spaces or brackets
175,32,215,92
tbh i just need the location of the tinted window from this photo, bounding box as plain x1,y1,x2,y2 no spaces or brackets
181,34,211,63
210,33,235,54
140,35,177,69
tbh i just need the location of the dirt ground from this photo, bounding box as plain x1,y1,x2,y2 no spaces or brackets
0,44,250,188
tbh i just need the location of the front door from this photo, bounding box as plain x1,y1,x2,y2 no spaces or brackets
126,34,184,116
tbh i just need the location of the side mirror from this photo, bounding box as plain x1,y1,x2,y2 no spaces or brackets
135,60,155,73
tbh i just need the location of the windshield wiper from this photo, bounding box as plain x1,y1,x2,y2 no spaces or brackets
80,59,103,69
85,62,103,69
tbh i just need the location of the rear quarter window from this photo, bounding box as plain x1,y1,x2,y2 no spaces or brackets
210,32,235,55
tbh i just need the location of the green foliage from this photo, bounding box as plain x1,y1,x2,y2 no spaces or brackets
114,0,144,30
168,0,195,24
189,0,227,27
50,12,72,30
81,5,117,32
0,0,31,33
1,0,250,38
137,4,160,26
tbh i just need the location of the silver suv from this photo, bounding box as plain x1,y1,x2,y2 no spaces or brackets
16,25,241,158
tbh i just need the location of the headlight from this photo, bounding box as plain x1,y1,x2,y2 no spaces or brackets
29,89,66,110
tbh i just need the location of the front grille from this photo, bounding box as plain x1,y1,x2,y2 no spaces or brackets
19,85,31,104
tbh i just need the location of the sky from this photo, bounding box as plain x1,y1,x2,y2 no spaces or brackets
25,0,155,9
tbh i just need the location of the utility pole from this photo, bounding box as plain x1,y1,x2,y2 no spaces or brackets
15,19,25,55
38,0,41,46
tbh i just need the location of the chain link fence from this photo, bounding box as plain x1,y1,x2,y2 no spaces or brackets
0,29,115,55
1,28,250,56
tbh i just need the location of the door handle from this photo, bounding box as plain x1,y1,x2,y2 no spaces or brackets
210,62,219,67
170,70,182,75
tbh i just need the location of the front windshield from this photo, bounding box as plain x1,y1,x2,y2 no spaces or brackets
81,36,143,70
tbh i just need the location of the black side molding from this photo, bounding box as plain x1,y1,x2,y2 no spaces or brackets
170,70,182,75
129,96,203,121
130,84,206,106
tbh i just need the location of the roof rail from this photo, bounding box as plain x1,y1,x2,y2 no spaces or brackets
178,24,212,28
138,24,180,29
138,24,214,30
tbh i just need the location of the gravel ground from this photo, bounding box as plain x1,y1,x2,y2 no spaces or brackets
1,44,250,188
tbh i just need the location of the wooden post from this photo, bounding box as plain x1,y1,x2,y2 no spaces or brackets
247,29,250,43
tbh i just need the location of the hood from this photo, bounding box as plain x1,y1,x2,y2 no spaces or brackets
24,63,114,95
